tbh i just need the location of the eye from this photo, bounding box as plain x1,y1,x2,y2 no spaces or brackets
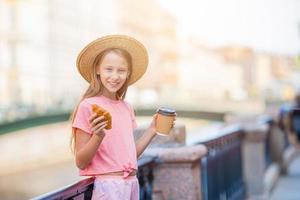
118,69,128,74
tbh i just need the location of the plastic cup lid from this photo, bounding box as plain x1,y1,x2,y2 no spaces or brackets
157,107,176,116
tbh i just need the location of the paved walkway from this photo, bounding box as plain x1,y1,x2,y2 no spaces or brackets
271,152,300,200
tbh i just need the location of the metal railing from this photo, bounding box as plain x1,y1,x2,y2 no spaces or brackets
291,108,300,142
31,177,94,200
32,156,157,200
197,125,245,200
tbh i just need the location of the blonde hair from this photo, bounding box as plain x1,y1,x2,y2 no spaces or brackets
70,48,132,153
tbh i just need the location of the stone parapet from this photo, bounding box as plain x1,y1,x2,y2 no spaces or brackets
144,145,207,200
242,123,269,197
243,123,268,142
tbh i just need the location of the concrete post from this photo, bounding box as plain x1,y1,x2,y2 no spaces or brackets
144,145,207,200
242,123,268,199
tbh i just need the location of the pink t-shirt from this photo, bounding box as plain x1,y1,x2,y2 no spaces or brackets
72,95,138,178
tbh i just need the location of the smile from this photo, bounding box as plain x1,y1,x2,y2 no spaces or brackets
108,82,120,87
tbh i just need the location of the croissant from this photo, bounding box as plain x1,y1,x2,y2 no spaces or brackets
91,104,112,130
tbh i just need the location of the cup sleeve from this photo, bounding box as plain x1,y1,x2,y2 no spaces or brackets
72,102,92,134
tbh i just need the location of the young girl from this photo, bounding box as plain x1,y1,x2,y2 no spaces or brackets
70,35,174,200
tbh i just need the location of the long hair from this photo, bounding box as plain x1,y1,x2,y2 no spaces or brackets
70,48,132,153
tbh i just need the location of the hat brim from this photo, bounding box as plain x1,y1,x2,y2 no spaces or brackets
77,35,148,85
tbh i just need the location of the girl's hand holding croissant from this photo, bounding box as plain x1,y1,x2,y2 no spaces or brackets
89,113,108,136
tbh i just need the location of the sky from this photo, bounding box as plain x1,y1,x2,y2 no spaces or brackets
159,0,300,56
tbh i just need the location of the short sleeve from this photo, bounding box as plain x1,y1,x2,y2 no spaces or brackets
72,101,92,134
131,108,138,129
125,102,138,129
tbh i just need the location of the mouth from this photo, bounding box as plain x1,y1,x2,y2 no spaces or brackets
108,82,120,88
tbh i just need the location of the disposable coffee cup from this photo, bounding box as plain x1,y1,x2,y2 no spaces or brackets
155,107,176,136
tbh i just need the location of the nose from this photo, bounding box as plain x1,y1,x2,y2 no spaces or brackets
111,71,120,80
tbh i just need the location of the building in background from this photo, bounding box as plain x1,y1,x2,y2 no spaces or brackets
176,35,299,111
0,0,299,122
0,0,178,121
0,0,51,121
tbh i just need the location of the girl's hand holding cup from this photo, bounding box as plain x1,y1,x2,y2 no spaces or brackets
155,107,177,136
148,113,158,134
89,113,107,137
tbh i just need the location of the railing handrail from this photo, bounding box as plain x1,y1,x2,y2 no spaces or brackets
31,177,95,200
31,155,157,200
192,124,242,145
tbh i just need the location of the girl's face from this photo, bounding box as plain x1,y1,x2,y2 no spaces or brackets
97,51,129,98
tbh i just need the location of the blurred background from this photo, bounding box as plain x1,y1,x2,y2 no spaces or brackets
0,0,300,199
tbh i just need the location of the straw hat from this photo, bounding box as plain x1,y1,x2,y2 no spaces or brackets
76,35,148,85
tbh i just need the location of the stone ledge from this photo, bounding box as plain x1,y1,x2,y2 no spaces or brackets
243,123,268,142
144,145,207,163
